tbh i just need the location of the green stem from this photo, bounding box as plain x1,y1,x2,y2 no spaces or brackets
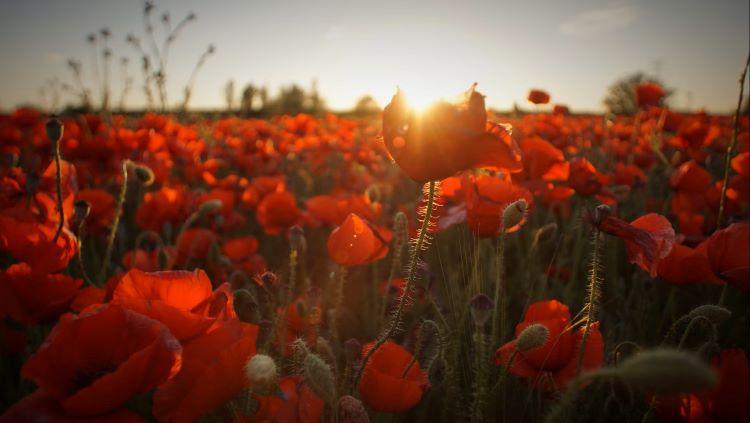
576,229,602,378
98,160,130,283
52,137,65,242
490,223,507,351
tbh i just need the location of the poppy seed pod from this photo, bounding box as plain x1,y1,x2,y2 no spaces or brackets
533,222,558,246
592,204,612,227
344,338,362,365
45,117,64,143
516,323,550,352
198,199,223,215
244,354,278,394
303,353,336,403
688,305,731,325
74,200,92,221
469,294,495,328
502,199,528,230
612,349,717,395
133,164,155,186
338,395,370,423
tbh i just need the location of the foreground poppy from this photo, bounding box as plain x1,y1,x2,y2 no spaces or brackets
18,304,181,417
596,213,676,277
0,262,82,325
382,85,523,183
358,340,429,413
697,222,750,291
112,269,236,341
0,209,78,273
327,213,389,266
245,375,324,422
153,319,259,422
494,300,604,391
0,390,143,423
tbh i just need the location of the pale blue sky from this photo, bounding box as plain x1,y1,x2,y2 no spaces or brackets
0,0,748,112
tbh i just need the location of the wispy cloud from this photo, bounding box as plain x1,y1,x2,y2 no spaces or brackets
560,4,639,36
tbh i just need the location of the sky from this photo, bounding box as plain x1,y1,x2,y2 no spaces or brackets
0,0,748,113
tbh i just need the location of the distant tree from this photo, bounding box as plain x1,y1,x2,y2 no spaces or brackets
307,79,326,115
224,79,235,112
353,95,381,115
240,84,256,114
603,72,673,115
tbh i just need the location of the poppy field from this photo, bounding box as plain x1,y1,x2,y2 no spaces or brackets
0,77,749,423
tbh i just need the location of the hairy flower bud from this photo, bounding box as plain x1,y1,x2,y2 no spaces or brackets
612,349,717,394
688,305,731,325
132,164,155,186
516,323,550,352
74,200,92,221
592,204,612,227
502,199,528,230
469,294,495,328
338,395,370,423
303,353,336,403
245,354,278,394
532,222,558,246
46,117,64,143
198,199,223,214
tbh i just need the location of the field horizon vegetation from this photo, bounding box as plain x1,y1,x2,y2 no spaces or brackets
1,1,748,422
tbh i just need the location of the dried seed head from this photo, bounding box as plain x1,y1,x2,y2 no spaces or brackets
502,199,528,230
516,323,550,352
303,353,336,403
338,395,370,423
46,117,64,143
533,222,558,246
613,349,717,394
74,200,92,221
198,199,223,214
469,294,495,328
244,354,278,394
132,164,155,186
688,305,731,325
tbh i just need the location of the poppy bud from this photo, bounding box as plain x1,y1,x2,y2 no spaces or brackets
344,338,362,365
688,305,731,325
516,323,549,352
288,225,306,252
502,199,527,230
233,289,259,323
256,271,278,288
338,395,370,423
592,204,612,227
244,354,278,394
697,342,721,362
611,349,717,394
198,199,223,214
415,320,441,368
469,294,495,328
532,222,558,246
74,200,92,221
303,353,336,403
46,117,64,143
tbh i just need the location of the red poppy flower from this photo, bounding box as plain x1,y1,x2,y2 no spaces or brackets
527,89,551,105
153,319,259,422
656,243,724,286
245,376,324,423
463,174,534,237
519,136,569,182
175,228,218,266
358,341,429,413
655,349,749,422
20,304,181,417
635,83,665,108
697,222,750,292
1,390,143,423
0,209,78,273
75,188,115,232
275,295,322,356
382,85,523,183
122,246,176,272
135,186,193,232
568,157,606,197
305,194,382,227
597,213,676,277
256,190,300,235
35,159,78,227
494,300,604,391
113,269,236,341
70,286,108,313
0,262,82,325
327,213,389,266
553,104,570,115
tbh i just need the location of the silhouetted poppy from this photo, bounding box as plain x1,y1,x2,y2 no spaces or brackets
0,390,143,423
527,89,550,105
494,300,604,391
382,85,523,183
327,213,389,266
0,263,82,325
153,319,259,422
113,269,236,341
358,341,429,413
19,304,181,417
597,213,676,277
635,83,665,108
